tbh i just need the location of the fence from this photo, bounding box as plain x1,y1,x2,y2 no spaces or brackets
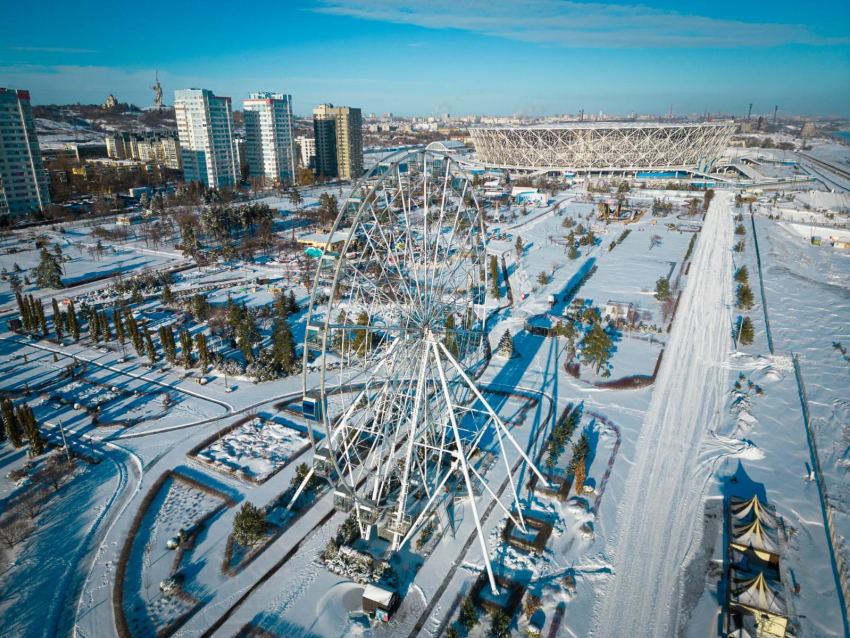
792,353,850,633
749,214,774,355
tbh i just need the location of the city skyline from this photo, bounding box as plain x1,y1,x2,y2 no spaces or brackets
2,0,848,117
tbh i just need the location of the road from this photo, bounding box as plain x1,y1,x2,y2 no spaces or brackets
594,192,734,637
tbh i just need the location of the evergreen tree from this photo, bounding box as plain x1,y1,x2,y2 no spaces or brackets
232,502,268,548
654,277,671,302
35,299,48,335
489,610,511,638
736,284,754,310
515,235,524,260
144,327,158,364
113,309,126,348
196,333,210,372
739,316,755,345
90,310,101,342
67,300,81,342
160,326,177,365
567,432,590,476
496,330,517,358
179,329,194,366
458,597,479,630
235,306,260,362
351,311,370,354
272,316,296,375
568,245,579,260
15,292,28,330
2,398,23,448
19,404,44,456
160,282,175,306
287,290,299,315
51,298,63,339
35,247,64,288
8,272,22,294
734,266,749,284
580,324,614,376
101,311,112,342
125,310,144,356
489,255,500,299
444,314,459,358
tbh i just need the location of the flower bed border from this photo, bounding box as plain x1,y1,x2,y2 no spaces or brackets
186,414,311,486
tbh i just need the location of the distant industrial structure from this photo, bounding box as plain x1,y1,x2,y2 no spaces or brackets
0,88,50,217
468,122,737,176
313,104,363,180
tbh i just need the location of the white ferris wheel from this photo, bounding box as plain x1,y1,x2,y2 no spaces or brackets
293,149,546,592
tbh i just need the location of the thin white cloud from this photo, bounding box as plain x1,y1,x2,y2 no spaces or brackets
314,0,848,48
8,46,99,54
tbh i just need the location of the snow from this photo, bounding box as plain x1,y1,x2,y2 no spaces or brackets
595,192,736,636
0,152,848,638
194,418,309,481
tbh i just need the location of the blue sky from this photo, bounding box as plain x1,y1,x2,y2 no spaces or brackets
2,0,848,117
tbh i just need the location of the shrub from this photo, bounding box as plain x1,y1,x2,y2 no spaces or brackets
739,317,754,345
459,596,479,630
232,502,269,548
736,284,754,310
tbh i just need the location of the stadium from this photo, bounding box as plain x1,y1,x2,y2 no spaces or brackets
468,122,737,175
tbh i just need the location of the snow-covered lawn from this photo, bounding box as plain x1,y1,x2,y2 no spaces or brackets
125,475,226,638
194,418,309,483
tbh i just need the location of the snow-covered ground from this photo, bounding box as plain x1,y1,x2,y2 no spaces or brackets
194,418,309,482
1,152,849,638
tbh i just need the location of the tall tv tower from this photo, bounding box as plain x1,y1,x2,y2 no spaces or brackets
747,103,753,122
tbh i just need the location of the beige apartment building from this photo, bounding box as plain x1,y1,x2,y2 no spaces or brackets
313,104,363,180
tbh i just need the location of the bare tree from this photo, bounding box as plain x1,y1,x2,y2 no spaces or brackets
648,234,663,251
0,516,33,549
12,486,47,520
34,455,76,493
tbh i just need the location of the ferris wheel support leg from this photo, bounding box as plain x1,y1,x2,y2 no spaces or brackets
432,341,500,596
391,345,431,551
285,466,315,513
438,341,550,488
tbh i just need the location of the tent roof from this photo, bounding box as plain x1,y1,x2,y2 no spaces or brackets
731,518,781,556
730,495,780,527
732,572,787,616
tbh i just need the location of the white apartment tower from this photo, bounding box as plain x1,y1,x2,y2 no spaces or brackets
295,135,316,169
243,92,296,184
0,88,49,218
174,88,238,189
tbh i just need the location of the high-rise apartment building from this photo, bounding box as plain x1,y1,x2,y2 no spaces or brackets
0,88,49,218
313,104,363,180
295,135,316,169
174,88,238,188
243,92,296,185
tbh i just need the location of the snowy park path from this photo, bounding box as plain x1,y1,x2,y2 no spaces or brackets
593,193,734,637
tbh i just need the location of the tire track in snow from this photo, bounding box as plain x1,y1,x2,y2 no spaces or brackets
593,193,735,637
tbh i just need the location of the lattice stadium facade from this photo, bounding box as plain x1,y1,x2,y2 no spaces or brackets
468,123,736,174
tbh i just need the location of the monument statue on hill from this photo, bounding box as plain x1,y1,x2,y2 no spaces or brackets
149,71,163,107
